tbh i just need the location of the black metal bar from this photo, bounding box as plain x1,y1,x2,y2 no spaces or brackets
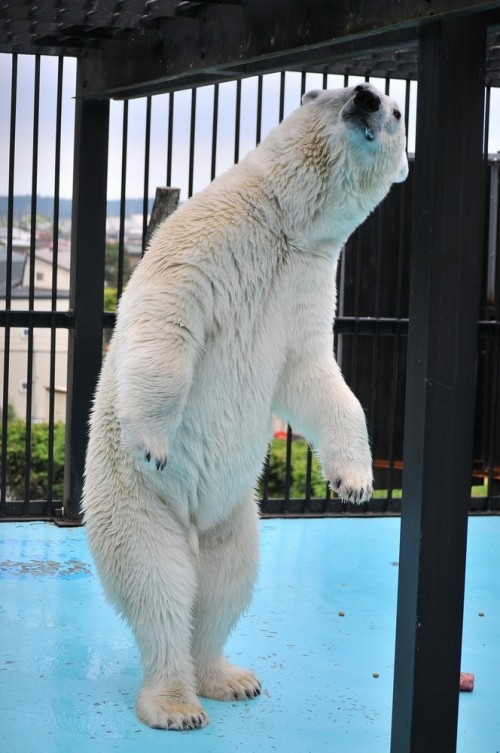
255,75,263,145
386,328,402,507
166,91,174,186
1,54,17,515
23,55,41,514
390,16,487,753
117,99,128,298
142,96,152,250
260,448,270,506
234,78,241,164
484,84,491,157
300,71,306,99
188,87,196,198
485,328,499,510
278,70,285,122
63,64,110,521
211,83,219,180
0,311,73,328
385,80,411,505
369,171,386,466
305,445,313,508
283,423,292,511
47,56,65,511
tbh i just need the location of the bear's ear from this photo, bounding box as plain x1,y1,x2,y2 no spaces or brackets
301,90,322,105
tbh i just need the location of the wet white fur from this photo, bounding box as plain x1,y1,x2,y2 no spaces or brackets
82,84,407,730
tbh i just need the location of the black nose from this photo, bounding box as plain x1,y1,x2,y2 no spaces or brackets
354,88,381,113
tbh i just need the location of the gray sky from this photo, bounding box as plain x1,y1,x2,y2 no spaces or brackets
1,53,498,203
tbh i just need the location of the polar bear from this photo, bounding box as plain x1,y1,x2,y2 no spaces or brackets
82,83,408,730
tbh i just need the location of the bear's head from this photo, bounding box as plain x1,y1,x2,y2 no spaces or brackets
301,83,409,185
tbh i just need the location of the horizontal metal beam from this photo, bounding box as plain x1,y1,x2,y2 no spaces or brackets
78,0,500,98
0,310,74,328
1,313,497,338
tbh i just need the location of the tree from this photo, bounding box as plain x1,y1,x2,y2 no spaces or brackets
105,241,132,289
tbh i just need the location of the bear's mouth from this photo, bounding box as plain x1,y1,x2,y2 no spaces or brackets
342,112,375,141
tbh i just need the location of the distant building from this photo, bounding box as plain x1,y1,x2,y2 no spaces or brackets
0,225,31,253
0,248,25,288
0,247,70,423
22,248,71,291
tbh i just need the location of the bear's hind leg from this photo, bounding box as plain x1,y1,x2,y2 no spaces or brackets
193,496,261,701
88,501,208,730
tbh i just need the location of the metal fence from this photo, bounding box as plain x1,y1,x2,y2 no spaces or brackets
0,56,499,518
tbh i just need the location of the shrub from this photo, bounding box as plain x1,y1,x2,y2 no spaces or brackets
259,437,328,499
1,420,65,500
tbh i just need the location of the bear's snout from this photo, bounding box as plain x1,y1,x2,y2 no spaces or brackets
354,87,381,113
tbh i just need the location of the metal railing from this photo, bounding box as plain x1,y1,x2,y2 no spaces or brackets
0,56,499,518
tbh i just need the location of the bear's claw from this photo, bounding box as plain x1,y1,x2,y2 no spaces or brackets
144,452,167,471
331,478,372,503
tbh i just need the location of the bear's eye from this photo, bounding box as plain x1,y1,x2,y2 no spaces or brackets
354,84,365,92
393,109,402,120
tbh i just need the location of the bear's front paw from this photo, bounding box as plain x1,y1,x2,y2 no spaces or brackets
326,457,373,503
119,417,170,471
144,451,168,471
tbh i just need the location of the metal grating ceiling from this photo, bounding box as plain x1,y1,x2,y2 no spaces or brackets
0,2,499,94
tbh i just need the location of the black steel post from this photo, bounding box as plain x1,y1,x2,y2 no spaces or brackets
63,63,109,521
390,16,487,753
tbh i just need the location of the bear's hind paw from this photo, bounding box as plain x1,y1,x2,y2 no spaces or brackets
197,661,261,702
136,685,209,730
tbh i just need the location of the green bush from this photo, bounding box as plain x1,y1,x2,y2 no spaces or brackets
1,420,65,500
259,437,328,499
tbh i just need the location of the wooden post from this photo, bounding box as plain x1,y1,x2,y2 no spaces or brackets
144,187,180,251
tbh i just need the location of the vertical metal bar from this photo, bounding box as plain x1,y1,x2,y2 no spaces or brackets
391,16,487,753
23,55,41,512
188,88,197,198
305,445,313,508
1,54,17,513
260,450,270,512
117,100,128,299
234,79,241,164
487,158,499,306
211,83,219,180
300,71,306,100
255,75,263,146
486,325,499,510
142,96,152,250
278,71,285,123
350,229,363,394
166,92,174,186
46,56,65,512
283,423,292,512
369,170,386,474
484,85,491,158
387,92,410,504
64,63,109,521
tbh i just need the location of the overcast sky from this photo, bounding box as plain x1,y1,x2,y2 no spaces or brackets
0,53,498,203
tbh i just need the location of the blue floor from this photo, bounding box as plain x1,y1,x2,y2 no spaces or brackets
0,517,498,753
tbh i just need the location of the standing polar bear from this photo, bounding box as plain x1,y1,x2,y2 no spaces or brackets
83,83,408,730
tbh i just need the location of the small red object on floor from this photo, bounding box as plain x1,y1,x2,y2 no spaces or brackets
459,672,475,692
